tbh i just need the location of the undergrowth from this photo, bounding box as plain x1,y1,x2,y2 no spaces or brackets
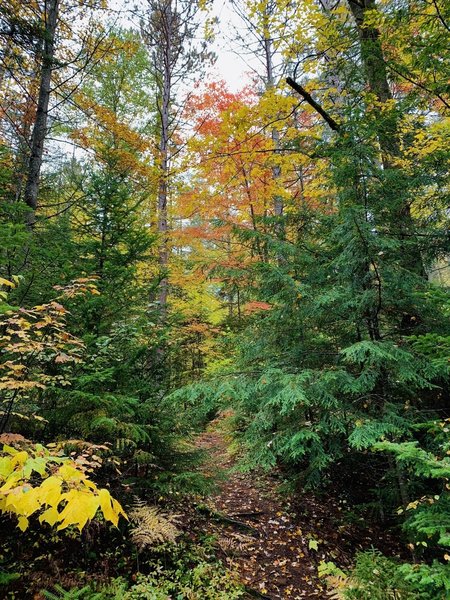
40,541,245,600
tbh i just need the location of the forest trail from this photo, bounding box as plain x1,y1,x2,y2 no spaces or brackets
195,418,327,599
194,414,401,599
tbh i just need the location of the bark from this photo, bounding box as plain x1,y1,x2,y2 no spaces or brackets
263,32,284,242
347,0,392,104
157,57,170,317
24,0,59,225
142,0,185,317
347,0,398,159
347,0,425,277
286,77,341,132
13,51,42,204
13,102,34,204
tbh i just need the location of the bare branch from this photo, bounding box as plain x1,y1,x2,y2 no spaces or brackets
286,77,341,132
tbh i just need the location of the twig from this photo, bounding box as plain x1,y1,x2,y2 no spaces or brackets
196,504,259,535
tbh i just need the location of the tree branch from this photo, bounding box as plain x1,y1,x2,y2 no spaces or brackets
286,77,341,132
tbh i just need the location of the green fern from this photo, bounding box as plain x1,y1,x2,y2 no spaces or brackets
41,584,103,600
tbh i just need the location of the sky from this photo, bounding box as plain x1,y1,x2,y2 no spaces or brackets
209,0,252,90
109,0,253,91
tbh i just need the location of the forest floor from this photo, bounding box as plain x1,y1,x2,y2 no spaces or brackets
193,415,401,600
0,415,404,599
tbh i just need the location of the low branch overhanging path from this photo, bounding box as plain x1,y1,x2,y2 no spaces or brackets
194,415,403,600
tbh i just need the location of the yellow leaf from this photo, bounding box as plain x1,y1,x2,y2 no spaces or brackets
98,488,127,527
7,487,41,517
11,450,28,467
17,515,29,531
98,488,117,525
57,489,100,531
112,496,128,521
0,456,13,480
39,476,62,507
84,479,98,491
58,463,85,482
0,473,21,493
0,277,15,288
39,506,61,527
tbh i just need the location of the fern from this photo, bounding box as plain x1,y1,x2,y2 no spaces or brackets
42,584,102,600
0,570,20,586
217,532,253,555
129,499,180,549
323,551,418,600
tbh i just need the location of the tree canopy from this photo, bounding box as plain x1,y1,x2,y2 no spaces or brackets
0,0,449,597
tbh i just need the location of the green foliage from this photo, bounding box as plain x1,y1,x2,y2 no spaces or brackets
372,424,450,593
42,568,243,600
40,547,245,600
175,334,443,485
0,569,20,586
409,333,450,369
329,418,450,599
328,549,450,600
123,566,244,600
398,561,450,599
318,560,347,580
42,584,106,600
67,168,153,337
40,318,211,496
342,551,418,599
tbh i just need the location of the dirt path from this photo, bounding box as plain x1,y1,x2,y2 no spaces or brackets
194,418,403,600
196,425,327,599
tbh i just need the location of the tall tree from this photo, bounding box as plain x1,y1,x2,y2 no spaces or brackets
346,0,426,276
61,29,155,333
23,0,59,224
0,0,110,227
139,0,212,317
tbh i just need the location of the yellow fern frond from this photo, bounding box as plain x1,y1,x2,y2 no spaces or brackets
129,499,180,549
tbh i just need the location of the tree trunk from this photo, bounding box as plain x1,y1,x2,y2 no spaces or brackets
157,67,170,317
263,31,284,243
347,0,425,278
347,0,398,159
24,0,59,225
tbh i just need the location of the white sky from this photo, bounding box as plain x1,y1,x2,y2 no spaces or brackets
108,0,253,91
209,0,252,90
